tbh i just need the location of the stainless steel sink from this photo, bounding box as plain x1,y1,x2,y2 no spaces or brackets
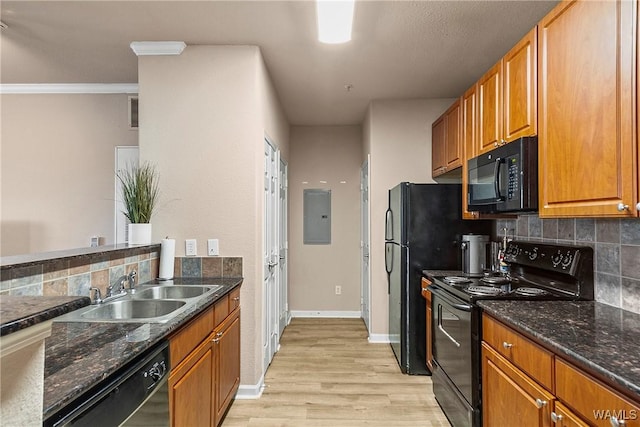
133,285,221,300
80,300,186,321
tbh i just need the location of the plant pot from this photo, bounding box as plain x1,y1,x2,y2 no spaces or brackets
128,223,152,245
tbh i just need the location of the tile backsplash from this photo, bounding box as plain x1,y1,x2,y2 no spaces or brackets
496,215,640,314
1,247,160,298
174,257,243,278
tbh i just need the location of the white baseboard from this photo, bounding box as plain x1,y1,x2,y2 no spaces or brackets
368,334,390,343
235,376,265,399
290,310,361,318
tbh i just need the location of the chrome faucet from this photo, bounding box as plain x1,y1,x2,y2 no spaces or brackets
103,275,129,302
128,270,137,293
89,287,103,305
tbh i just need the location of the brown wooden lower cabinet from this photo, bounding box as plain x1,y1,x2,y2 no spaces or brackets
482,342,553,427
483,314,640,427
168,288,241,427
420,277,433,371
214,309,241,425
169,340,214,427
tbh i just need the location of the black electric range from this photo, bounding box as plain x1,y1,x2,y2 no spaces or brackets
428,241,594,427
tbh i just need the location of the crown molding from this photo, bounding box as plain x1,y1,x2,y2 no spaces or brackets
0,84,138,94
130,41,186,56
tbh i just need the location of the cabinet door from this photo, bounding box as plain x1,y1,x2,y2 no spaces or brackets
538,0,636,217
420,278,433,371
432,114,446,177
169,343,213,427
478,61,503,155
445,98,462,169
215,311,241,425
503,27,537,142
482,343,554,427
462,85,480,219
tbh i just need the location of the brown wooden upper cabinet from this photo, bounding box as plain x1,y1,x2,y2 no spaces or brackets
538,0,637,218
477,27,537,156
462,84,480,219
432,98,463,178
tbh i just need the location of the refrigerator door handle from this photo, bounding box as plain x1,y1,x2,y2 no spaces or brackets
385,208,393,241
385,242,393,275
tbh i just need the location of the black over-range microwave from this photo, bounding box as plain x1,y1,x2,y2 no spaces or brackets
467,136,538,213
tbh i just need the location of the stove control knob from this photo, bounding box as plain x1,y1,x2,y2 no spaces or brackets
528,248,538,261
551,251,562,267
561,253,573,269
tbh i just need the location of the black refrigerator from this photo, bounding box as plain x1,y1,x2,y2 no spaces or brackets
385,183,492,375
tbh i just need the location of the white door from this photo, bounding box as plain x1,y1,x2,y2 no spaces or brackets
263,139,279,370
115,146,139,244
361,157,371,331
278,158,289,336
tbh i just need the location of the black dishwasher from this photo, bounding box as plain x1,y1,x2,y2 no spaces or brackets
44,340,170,427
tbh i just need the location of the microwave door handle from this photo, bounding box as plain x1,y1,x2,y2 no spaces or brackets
494,157,505,201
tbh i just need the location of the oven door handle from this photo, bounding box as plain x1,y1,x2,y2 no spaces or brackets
428,285,473,312
438,323,461,348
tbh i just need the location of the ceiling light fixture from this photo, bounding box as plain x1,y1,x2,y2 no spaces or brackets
316,0,355,44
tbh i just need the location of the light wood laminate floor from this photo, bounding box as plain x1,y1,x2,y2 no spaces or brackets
221,318,451,427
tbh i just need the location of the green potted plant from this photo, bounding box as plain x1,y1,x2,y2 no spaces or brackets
118,162,159,245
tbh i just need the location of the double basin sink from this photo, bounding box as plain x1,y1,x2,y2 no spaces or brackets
56,284,222,323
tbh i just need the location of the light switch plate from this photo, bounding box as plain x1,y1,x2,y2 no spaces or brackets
185,239,197,256
207,239,219,256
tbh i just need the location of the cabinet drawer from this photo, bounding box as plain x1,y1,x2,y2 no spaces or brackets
482,314,554,391
556,358,640,426
421,277,432,300
229,287,241,311
170,305,214,369
214,294,230,326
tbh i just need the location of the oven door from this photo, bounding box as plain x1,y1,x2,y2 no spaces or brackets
430,286,476,426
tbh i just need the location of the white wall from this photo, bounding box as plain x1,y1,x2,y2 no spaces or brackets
0,94,137,255
288,126,362,314
137,45,289,388
365,98,455,336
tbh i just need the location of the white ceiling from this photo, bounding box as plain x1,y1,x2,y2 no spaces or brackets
0,1,558,126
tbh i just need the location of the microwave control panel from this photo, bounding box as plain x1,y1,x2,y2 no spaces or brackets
507,157,519,200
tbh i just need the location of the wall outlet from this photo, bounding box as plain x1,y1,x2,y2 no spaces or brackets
207,239,219,256
185,239,197,256
335,285,342,295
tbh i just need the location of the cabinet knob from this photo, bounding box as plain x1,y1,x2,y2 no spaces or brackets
610,417,626,427
494,142,499,147
216,331,223,337
502,341,513,349
617,203,630,212
232,297,240,301
212,338,220,344
535,398,548,409
551,412,563,423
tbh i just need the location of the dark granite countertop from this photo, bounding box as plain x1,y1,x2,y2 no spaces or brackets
43,277,243,420
479,300,640,401
0,296,91,336
423,270,465,279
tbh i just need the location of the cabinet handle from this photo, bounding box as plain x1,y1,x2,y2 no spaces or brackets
617,203,630,212
502,341,513,349
610,417,626,427
535,398,548,409
212,338,220,344
216,332,223,337
551,412,563,423
232,297,240,301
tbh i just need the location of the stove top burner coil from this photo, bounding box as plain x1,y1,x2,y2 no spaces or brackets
514,287,549,296
444,276,472,284
466,286,503,296
481,276,510,285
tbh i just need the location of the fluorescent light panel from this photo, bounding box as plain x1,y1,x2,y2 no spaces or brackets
317,0,355,44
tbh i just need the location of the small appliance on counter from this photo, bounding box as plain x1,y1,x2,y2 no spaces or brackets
461,234,489,277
